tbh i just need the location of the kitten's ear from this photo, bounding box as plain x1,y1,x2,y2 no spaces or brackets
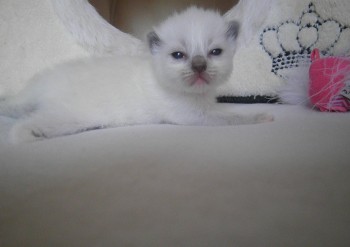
226,21,240,41
147,31,162,54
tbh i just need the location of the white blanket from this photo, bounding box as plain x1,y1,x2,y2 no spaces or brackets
1,103,350,246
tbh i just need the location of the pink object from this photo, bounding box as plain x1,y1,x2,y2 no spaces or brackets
309,49,350,112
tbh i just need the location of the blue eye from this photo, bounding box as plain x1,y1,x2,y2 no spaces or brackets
210,48,223,56
171,52,186,59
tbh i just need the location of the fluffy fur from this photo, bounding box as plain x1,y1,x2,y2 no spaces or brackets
0,7,273,143
224,0,274,48
278,65,310,106
51,0,143,55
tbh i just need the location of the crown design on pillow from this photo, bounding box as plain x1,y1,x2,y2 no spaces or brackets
260,2,350,78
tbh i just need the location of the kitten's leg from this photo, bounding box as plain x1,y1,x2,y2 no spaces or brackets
203,112,274,126
10,119,47,143
228,112,274,125
9,114,102,144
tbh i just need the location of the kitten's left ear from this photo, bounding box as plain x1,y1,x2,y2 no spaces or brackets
226,21,240,41
147,31,162,54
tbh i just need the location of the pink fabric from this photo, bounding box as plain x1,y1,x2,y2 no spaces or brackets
309,49,350,112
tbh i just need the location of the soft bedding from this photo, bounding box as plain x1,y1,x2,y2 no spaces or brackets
1,103,349,246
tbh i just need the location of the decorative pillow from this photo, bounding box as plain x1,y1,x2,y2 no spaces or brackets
218,0,350,103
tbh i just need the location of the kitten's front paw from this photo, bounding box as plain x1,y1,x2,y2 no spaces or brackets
255,113,274,123
9,123,44,144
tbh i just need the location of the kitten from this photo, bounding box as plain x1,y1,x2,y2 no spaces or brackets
0,6,273,143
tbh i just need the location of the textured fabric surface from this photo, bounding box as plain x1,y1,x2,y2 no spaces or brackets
220,0,350,97
0,0,88,96
1,104,350,246
0,0,143,98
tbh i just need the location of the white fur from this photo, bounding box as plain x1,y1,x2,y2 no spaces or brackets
0,7,273,143
278,65,310,105
51,0,145,56
224,0,275,48
152,7,238,94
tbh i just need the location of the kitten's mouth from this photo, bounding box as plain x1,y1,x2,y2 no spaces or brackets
190,73,210,86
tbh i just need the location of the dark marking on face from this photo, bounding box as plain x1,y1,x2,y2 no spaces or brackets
147,31,162,54
226,21,240,40
191,55,207,73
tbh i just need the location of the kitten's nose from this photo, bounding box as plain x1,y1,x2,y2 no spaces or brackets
191,55,207,73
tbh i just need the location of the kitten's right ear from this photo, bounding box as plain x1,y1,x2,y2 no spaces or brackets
147,31,162,54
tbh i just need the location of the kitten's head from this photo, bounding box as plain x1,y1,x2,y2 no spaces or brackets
147,6,239,94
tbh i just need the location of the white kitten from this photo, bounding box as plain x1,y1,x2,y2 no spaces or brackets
0,7,273,143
